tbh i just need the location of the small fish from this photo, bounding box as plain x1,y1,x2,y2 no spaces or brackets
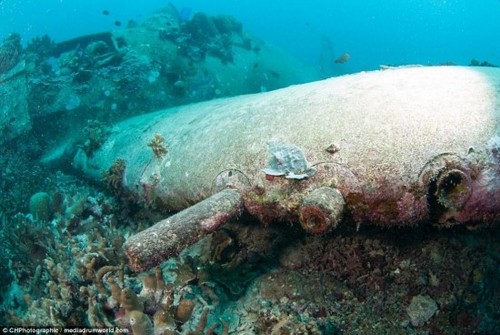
334,53,350,64
114,21,122,27
102,10,110,16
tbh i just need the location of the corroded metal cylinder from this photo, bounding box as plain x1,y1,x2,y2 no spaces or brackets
299,187,345,234
124,189,242,272
418,153,477,225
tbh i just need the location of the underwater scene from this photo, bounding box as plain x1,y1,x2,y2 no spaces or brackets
1,0,500,334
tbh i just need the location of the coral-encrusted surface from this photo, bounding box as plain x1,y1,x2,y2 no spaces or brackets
0,156,499,334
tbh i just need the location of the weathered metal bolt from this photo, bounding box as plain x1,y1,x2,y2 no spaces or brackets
299,187,345,234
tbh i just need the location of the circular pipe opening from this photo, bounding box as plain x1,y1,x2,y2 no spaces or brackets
300,207,329,234
435,169,472,210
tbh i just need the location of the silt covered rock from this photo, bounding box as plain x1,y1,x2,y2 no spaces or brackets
406,294,439,327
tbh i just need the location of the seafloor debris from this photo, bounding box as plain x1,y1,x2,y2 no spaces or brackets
406,294,439,327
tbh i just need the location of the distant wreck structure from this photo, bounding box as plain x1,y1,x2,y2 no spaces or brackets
0,4,318,151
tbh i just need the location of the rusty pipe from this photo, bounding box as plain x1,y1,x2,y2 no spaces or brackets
299,187,345,234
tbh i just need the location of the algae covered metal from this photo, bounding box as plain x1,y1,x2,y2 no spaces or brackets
73,66,500,272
